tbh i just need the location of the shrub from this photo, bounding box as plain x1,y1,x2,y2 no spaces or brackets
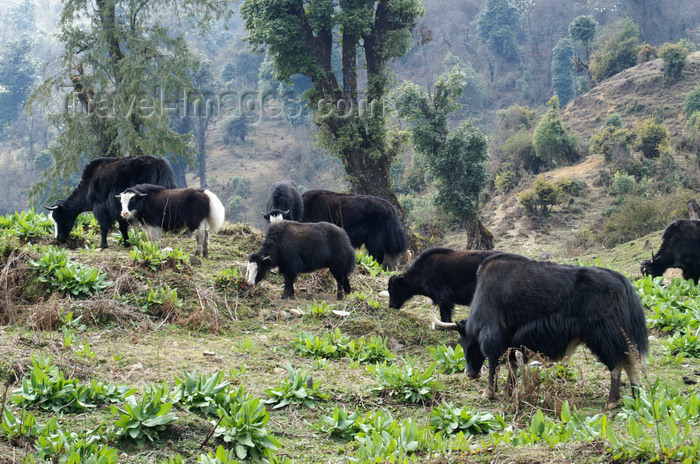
659,42,688,80
636,118,669,158
589,125,632,163
533,97,578,168
636,43,657,63
427,344,466,374
589,17,640,82
429,402,502,436
683,83,700,118
494,161,520,193
130,240,190,271
610,171,636,196
0,210,53,240
170,371,230,416
503,129,540,173
556,177,583,196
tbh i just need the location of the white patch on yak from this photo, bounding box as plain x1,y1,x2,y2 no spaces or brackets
269,213,284,223
119,192,137,219
247,261,258,285
48,210,57,238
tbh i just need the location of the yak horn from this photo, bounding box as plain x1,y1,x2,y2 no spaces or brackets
431,307,458,331
44,205,58,211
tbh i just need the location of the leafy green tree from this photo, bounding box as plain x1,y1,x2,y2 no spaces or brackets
241,0,424,207
568,15,597,85
442,53,487,111
0,35,38,134
636,118,668,158
393,67,492,249
191,61,218,188
533,96,578,168
551,38,575,106
636,43,657,64
589,17,641,83
658,42,688,80
28,0,231,201
477,0,519,63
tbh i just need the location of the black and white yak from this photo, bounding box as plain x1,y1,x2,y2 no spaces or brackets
118,184,225,258
247,220,355,300
434,253,648,409
263,180,303,223
387,247,498,322
640,219,700,284
46,156,176,248
301,189,407,268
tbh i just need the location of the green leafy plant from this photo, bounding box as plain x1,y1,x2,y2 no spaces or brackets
264,364,329,409
130,240,190,271
356,250,393,277
314,406,361,440
353,416,422,462
666,332,700,357
32,429,118,464
427,344,466,374
306,300,332,318
213,386,281,460
29,246,111,297
169,370,229,416
429,401,502,436
370,358,440,403
111,385,178,447
11,355,133,412
214,267,244,290
0,209,53,240
1,409,58,441
293,329,394,364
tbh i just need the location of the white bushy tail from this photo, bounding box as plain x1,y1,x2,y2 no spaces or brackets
204,190,225,233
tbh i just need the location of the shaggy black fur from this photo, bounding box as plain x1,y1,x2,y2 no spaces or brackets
388,247,498,322
640,219,700,284
247,221,355,300
301,189,407,268
46,156,176,248
263,180,303,222
455,253,648,408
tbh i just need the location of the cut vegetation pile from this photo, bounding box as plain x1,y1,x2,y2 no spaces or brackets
1,210,700,463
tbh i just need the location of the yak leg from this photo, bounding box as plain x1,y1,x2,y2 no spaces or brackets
606,365,623,410
438,303,454,323
118,218,131,247
194,222,207,257
483,359,498,399
623,359,642,399
506,350,527,397
281,273,296,299
145,225,162,246
342,275,352,295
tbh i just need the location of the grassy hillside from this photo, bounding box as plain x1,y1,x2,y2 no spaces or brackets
2,212,700,463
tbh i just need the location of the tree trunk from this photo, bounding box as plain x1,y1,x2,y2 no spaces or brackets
466,220,495,250
198,117,208,188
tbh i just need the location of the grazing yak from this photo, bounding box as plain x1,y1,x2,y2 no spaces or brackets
118,184,225,258
640,219,700,284
434,253,648,409
247,221,355,300
46,156,176,249
301,189,407,268
388,247,498,322
263,180,303,223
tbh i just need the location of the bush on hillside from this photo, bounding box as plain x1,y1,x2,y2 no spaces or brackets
589,18,641,83
659,42,688,80
636,118,669,158
683,84,700,119
590,125,633,163
533,97,579,168
637,43,657,64
519,176,561,216
599,191,690,247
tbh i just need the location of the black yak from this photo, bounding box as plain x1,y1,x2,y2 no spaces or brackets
387,247,498,322
46,156,176,249
301,189,407,268
118,184,225,258
434,253,648,409
247,221,355,300
640,219,700,284
263,180,303,223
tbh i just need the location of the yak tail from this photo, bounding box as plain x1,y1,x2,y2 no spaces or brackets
383,208,408,257
204,190,226,233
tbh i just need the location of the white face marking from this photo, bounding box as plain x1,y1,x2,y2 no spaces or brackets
48,211,57,238
269,214,284,223
247,261,258,285
119,192,136,219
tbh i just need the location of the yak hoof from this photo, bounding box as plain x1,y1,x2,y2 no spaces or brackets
605,400,619,410
281,293,293,299
482,387,495,400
